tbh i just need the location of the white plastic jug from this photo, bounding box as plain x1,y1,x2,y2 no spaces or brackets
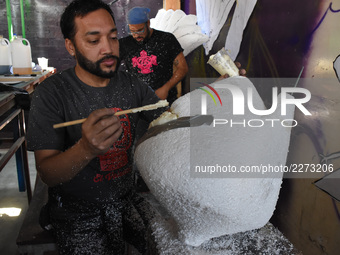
0,36,12,75
11,36,32,75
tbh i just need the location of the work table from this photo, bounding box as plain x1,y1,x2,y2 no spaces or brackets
0,70,55,204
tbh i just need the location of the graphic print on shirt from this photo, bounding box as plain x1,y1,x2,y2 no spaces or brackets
94,109,132,182
132,50,157,74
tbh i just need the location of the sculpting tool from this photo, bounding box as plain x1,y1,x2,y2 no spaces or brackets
53,100,168,129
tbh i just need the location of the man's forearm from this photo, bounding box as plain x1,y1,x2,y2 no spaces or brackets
35,139,95,187
36,108,122,187
162,68,187,91
163,52,189,91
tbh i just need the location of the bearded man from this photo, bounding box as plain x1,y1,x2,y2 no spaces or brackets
26,1,165,254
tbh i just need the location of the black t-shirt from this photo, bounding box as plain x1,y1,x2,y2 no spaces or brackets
119,29,183,104
27,68,162,203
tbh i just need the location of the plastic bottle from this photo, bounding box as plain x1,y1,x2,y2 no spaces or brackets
207,47,239,77
0,35,12,75
11,35,32,75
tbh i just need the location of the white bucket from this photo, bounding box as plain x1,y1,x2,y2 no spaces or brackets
207,47,239,77
11,36,32,75
0,36,12,75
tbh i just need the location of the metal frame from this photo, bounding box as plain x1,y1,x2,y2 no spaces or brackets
0,108,32,203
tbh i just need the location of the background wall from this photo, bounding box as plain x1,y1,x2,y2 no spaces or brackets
1,0,340,254
0,0,163,71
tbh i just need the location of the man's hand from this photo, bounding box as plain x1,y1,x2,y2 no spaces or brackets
235,62,247,76
155,86,169,100
34,108,122,187
80,108,123,157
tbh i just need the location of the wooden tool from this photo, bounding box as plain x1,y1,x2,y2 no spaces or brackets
53,100,168,129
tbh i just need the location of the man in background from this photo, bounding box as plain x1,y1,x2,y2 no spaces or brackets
119,6,189,105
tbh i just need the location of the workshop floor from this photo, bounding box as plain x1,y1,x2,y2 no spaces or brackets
0,151,37,255
0,152,142,255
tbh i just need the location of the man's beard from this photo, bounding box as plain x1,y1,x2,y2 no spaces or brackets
135,28,150,45
74,46,121,78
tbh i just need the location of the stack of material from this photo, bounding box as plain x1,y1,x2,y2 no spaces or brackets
150,9,209,56
142,193,301,255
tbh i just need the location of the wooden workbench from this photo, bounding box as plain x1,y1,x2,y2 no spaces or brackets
0,70,55,204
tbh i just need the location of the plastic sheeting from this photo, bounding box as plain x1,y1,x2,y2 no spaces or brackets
196,0,257,60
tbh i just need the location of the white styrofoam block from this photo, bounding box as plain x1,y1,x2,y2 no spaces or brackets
173,25,204,38
150,9,208,56
163,9,186,32
177,33,209,57
153,9,174,31
150,9,165,29
175,14,198,29
135,77,295,246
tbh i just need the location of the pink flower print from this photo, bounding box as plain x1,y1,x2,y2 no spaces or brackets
132,50,158,74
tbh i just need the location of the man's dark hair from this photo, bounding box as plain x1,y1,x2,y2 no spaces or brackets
60,0,115,41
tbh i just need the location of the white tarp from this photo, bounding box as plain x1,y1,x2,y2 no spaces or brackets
196,0,257,60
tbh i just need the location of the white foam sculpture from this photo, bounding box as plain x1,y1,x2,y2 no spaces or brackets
150,9,209,56
135,77,295,246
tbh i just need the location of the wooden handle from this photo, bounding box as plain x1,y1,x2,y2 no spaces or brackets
52,110,132,129
53,118,87,129
53,100,168,129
